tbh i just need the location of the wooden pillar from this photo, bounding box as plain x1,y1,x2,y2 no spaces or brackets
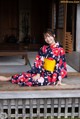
76,4,80,52
63,3,67,49
52,0,54,30
72,5,75,49
52,1,56,31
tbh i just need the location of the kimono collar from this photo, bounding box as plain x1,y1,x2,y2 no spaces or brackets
50,42,59,48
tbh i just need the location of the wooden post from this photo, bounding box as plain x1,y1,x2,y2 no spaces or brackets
72,5,76,51
63,3,67,49
52,0,54,30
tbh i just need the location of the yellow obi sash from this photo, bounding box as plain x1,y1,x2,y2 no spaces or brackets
43,58,56,72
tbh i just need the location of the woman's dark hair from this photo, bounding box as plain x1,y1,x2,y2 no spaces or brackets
44,29,55,37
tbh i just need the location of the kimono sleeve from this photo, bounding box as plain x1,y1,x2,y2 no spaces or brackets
57,48,67,81
32,45,47,73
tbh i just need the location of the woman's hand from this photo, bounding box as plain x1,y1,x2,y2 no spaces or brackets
56,80,66,86
32,74,40,81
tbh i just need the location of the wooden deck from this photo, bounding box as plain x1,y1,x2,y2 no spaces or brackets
0,74,80,92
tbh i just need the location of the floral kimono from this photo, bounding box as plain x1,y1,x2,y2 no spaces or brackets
11,42,67,86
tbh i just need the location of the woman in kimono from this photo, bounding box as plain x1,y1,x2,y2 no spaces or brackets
0,29,67,86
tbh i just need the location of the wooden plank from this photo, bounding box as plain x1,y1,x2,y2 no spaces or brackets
29,99,33,119
58,99,61,118
51,99,54,118
15,99,18,119
0,75,80,91
78,98,80,118
0,100,3,113
44,99,47,118
37,99,40,119
22,99,26,119
0,90,80,99
64,98,68,118
71,98,75,118
8,99,11,119
68,72,80,76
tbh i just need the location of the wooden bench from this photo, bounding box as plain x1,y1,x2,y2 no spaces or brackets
0,51,28,65
0,43,28,65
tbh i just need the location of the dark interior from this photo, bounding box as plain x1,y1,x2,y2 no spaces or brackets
0,0,52,45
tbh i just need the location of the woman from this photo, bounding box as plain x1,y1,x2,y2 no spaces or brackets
0,29,67,86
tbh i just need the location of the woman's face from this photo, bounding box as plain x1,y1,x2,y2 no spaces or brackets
44,33,55,45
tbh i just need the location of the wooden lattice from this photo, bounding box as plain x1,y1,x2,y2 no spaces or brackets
0,98,80,119
0,90,80,119
64,32,73,53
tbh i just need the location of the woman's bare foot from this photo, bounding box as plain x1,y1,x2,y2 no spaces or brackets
0,76,11,81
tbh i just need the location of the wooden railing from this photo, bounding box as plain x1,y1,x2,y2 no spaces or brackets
0,90,80,119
